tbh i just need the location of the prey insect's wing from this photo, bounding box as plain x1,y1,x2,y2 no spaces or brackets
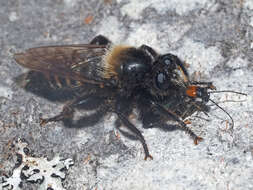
14,44,108,85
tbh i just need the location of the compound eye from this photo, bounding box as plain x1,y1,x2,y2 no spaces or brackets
164,58,172,65
162,56,176,70
156,73,170,90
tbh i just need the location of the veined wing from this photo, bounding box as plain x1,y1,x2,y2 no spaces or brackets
14,44,108,85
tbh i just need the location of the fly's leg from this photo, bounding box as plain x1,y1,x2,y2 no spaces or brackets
112,96,153,160
40,92,96,126
116,111,153,160
90,35,111,46
150,100,203,145
40,103,74,126
139,44,159,61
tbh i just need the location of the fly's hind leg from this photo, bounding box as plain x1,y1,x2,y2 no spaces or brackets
40,93,95,126
40,103,74,126
90,35,111,46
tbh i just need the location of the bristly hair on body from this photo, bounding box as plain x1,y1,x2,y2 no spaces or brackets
13,35,247,160
102,45,132,79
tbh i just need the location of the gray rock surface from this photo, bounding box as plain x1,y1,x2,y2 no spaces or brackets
0,0,252,189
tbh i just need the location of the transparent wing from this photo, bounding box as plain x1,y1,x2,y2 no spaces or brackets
14,44,108,85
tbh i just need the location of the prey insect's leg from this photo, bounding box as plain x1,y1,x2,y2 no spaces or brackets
190,81,216,89
116,111,153,160
150,100,203,145
89,35,111,46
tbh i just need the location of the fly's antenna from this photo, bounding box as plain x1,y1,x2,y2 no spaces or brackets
209,98,234,130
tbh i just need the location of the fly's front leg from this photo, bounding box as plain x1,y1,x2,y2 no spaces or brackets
150,100,203,145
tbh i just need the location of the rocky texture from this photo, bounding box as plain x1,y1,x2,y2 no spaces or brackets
0,0,252,189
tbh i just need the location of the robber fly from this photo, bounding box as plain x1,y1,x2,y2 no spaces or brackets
14,35,243,160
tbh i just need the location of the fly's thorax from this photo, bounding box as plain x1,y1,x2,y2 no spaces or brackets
103,45,153,89
102,45,132,79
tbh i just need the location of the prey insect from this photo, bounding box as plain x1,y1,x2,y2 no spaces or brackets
14,35,243,160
